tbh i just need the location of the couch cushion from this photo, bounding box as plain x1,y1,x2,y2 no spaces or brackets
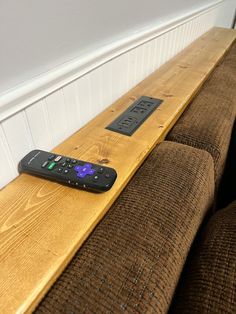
170,201,236,314
35,141,214,314
167,42,236,183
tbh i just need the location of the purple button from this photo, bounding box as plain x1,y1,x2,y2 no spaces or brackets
77,172,87,178
74,163,95,178
84,163,92,168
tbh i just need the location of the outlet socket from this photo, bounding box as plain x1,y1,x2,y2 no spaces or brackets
131,106,148,114
118,116,137,128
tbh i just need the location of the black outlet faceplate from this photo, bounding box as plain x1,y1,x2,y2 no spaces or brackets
106,96,163,136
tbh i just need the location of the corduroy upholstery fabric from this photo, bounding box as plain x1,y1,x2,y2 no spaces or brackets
35,141,214,314
170,201,236,314
167,41,236,184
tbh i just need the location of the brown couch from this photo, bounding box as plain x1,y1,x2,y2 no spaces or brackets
170,200,236,314
35,42,236,313
166,42,236,189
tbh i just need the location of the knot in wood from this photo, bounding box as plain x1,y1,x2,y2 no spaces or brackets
98,158,110,164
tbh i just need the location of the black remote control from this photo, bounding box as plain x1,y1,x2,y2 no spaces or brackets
19,150,117,192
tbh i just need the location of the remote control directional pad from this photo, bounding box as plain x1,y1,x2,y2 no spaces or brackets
74,163,96,178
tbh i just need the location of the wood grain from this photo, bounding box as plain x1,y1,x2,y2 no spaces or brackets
0,27,235,313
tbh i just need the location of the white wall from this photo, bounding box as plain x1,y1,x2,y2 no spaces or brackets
0,0,233,94
0,0,235,189
215,0,236,27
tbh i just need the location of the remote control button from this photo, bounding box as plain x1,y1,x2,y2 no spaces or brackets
75,182,79,186
92,175,100,182
77,172,87,178
48,154,55,161
84,163,92,168
61,162,66,167
57,168,63,173
71,159,77,164
54,156,62,162
41,161,49,168
97,167,104,174
68,180,74,185
67,164,73,169
64,169,69,174
105,173,110,179
74,164,95,178
47,162,56,170
66,158,71,163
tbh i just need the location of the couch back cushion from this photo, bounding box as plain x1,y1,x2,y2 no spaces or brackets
170,200,236,314
36,141,214,314
167,42,236,185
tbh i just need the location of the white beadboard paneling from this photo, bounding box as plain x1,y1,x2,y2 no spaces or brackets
160,32,168,66
89,66,104,116
165,31,171,61
144,40,154,77
141,42,149,78
123,53,131,92
176,26,182,54
155,36,163,69
44,89,69,146
135,45,145,84
0,126,17,189
111,53,129,101
76,74,93,126
182,23,190,47
179,26,184,51
25,100,53,151
180,25,186,51
100,61,113,109
62,81,82,134
150,37,158,72
126,48,138,89
1,111,34,168
182,23,189,48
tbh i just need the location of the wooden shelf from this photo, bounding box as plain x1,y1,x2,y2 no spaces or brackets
0,27,235,313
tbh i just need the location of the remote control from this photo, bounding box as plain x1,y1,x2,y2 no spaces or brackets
19,150,117,192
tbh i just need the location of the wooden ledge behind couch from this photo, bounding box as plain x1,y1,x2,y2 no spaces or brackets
0,27,235,313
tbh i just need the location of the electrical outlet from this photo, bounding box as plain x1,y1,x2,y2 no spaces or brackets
137,101,153,109
131,106,148,114
118,116,137,128
106,96,163,136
